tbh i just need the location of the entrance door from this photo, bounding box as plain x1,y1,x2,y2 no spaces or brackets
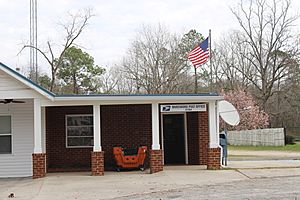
163,114,185,164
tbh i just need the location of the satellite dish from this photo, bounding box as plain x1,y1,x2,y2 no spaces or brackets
218,100,240,126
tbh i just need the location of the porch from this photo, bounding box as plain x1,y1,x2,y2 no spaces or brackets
39,102,221,177
0,98,222,178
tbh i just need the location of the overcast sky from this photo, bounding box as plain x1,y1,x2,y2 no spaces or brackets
0,0,299,74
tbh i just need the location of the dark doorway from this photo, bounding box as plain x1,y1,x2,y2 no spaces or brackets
163,114,185,164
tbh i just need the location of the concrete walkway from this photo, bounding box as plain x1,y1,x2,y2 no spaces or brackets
0,167,246,200
1,163,300,200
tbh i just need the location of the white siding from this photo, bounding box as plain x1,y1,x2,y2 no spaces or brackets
0,70,28,91
0,70,41,99
0,99,34,177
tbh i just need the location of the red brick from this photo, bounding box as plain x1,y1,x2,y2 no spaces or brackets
46,103,216,173
32,153,46,179
187,107,209,165
46,106,93,172
46,105,152,172
101,104,152,170
91,151,104,176
150,150,163,173
207,148,221,170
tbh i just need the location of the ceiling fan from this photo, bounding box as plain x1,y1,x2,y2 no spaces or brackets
0,99,25,104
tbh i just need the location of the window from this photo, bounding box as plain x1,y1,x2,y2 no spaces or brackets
66,115,93,147
0,116,12,154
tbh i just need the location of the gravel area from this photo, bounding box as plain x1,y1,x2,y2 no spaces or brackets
115,176,300,200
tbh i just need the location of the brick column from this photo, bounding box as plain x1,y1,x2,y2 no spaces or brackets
150,149,163,173
91,151,104,176
207,148,221,170
32,153,46,179
199,110,209,165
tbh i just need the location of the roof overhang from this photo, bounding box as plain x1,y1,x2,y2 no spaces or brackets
41,94,224,106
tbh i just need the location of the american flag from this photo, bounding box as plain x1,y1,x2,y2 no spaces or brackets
188,37,209,67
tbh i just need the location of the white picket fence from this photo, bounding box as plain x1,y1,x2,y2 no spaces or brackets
227,128,285,146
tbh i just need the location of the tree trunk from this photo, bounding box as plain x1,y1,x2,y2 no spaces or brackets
50,71,55,92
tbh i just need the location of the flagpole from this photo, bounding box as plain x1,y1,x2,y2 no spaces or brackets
209,29,212,92
194,66,197,94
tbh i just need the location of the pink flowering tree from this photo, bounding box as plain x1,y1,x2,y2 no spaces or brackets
220,89,269,131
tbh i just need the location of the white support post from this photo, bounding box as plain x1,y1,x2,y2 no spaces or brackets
151,103,160,150
93,105,102,152
216,101,220,142
33,98,42,153
41,107,46,153
209,101,219,148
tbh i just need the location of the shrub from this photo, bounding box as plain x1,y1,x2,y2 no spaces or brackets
285,135,295,145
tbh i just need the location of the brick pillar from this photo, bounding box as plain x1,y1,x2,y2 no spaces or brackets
199,110,209,165
91,151,104,176
150,149,163,174
207,148,221,170
32,153,46,179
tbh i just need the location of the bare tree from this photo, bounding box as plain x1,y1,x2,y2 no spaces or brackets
120,24,192,94
100,66,121,94
231,0,299,109
265,54,300,127
20,8,93,92
213,31,254,91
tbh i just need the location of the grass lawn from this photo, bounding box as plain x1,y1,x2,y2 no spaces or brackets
228,142,300,152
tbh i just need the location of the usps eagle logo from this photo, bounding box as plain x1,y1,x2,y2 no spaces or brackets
162,106,171,112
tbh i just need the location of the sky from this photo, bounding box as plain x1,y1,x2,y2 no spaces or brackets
0,0,299,75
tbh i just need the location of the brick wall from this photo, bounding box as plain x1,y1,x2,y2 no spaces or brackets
46,105,152,172
32,153,46,178
46,106,93,172
101,104,152,170
187,112,199,164
91,151,104,175
207,148,221,170
187,107,209,165
198,109,209,165
150,149,163,173
46,103,211,172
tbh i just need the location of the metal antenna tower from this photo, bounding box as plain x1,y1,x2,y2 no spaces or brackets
30,0,38,82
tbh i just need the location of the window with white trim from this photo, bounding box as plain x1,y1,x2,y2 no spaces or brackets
66,115,93,147
0,116,12,154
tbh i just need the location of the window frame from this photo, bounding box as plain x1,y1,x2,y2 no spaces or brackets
65,114,94,148
0,115,13,155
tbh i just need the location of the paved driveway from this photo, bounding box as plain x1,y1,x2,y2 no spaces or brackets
1,162,300,200
0,166,245,200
